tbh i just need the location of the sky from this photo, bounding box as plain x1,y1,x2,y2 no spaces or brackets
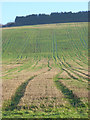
1,2,88,24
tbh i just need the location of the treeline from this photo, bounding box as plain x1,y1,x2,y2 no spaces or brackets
3,11,88,27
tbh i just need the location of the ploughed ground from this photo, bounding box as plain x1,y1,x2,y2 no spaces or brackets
2,58,88,110
18,67,68,108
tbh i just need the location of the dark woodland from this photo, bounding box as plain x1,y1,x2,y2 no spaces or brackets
3,11,88,27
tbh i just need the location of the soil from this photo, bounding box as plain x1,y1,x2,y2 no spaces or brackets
18,68,67,108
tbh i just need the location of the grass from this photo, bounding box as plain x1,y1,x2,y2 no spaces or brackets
2,22,88,60
2,106,88,118
53,74,88,118
3,75,37,111
2,22,88,118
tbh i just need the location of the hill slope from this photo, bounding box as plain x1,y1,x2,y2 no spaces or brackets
2,22,88,118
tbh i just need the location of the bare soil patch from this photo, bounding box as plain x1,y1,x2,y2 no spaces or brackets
2,64,21,71
2,67,49,103
59,71,71,79
18,68,67,108
35,58,48,67
59,80,88,98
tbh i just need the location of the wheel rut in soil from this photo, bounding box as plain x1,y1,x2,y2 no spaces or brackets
18,68,67,108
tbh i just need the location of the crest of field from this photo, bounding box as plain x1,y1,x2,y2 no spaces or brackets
3,22,83,29
2,22,88,118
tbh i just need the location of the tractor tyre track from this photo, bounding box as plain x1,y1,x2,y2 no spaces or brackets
18,68,67,109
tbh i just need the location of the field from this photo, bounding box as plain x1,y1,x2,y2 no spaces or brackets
2,22,88,118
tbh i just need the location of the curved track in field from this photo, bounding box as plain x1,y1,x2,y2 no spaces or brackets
18,67,66,109
2,22,88,118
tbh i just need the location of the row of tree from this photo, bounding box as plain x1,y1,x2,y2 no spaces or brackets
3,11,88,27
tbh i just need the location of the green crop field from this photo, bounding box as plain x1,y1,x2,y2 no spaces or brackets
2,22,88,118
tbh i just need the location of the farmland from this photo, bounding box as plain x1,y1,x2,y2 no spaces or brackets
2,22,88,118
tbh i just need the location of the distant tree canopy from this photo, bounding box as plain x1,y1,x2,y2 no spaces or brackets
3,11,88,27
